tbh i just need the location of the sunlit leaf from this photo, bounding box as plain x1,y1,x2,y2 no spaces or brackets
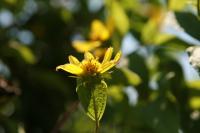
107,85,124,102
190,97,200,109
154,34,174,45
4,0,17,5
121,67,141,86
168,0,188,11
141,19,158,44
187,80,200,90
9,41,36,64
77,78,107,122
120,0,141,12
111,1,130,35
108,68,141,87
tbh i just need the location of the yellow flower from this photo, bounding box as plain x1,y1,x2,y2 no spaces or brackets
56,47,121,76
90,20,110,41
72,20,112,53
72,40,101,53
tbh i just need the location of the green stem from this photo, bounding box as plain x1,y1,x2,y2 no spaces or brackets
92,90,99,133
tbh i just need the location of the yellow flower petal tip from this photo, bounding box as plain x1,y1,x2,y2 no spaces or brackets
56,47,122,76
68,55,80,65
114,50,122,63
102,47,113,64
84,52,95,60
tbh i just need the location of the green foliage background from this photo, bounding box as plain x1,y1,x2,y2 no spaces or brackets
0,0,200,133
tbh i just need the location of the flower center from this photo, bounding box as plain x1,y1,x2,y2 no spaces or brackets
81,60,100,75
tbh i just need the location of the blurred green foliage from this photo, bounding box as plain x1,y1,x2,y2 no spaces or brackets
0,0,200,133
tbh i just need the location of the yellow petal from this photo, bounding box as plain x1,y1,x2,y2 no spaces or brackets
91,59,101,67
90,20,110,41
113,51,122,63
84,52,95,60
72,40,101,53
98,61,115,73
68,55,80,65
102,47,113,64
56,64,83,75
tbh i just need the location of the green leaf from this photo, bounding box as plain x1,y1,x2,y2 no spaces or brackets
76,78,107,122
169,0,188,11
175,12,200,40
108,68,141,87
121,67,141,86
128,52,149,85
160,37,192,50
111,1,130,35
141,19,158,44
10,41,36,64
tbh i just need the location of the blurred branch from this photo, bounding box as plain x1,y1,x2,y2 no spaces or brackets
0,76,21,96
51,101,79,133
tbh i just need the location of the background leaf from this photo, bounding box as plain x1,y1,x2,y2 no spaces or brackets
111,1,130,35
175,12,200,40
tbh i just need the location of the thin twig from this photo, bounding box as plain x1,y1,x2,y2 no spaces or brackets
51,101,79,133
